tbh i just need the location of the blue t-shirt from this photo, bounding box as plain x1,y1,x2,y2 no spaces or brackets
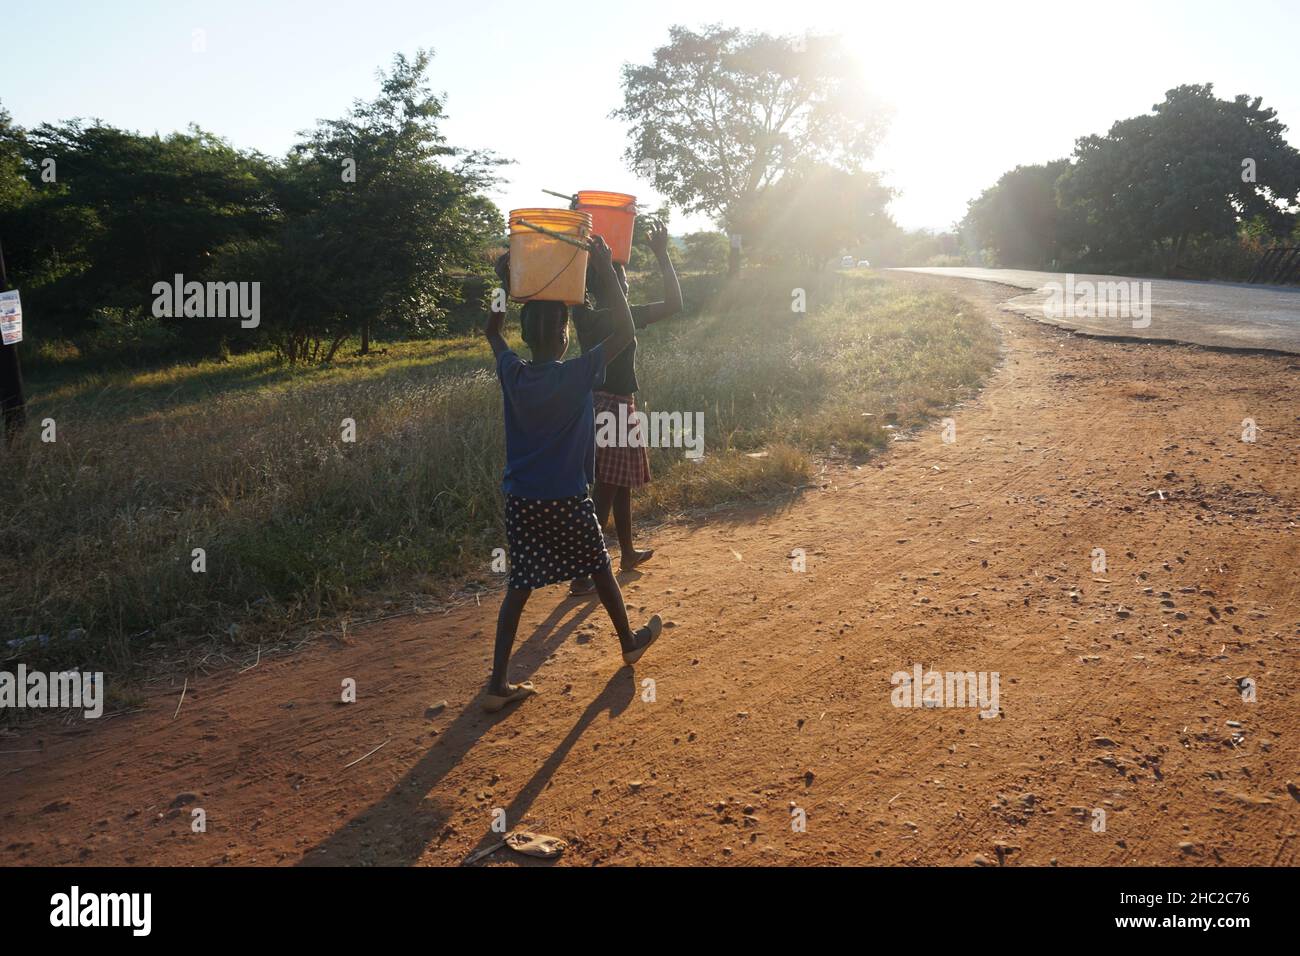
497,344,606,499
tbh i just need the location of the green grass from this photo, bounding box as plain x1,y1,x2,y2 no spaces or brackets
2,269,1000,672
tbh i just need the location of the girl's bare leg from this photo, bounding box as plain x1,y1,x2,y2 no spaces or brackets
591,564,655,654
490,587,531,695
613,485,653,568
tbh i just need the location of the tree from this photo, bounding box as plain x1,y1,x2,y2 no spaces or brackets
962,160,1073,269
1060,84,1300,273
681,231,729,273
285,50,505,355
0,104,32,214
7,119,275,338
615,25,887,274
749,163,894,268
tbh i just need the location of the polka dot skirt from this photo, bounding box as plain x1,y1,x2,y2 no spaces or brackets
505,495,611,590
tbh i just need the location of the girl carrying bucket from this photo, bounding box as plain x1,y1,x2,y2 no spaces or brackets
482,236,662,712
568,217,683,596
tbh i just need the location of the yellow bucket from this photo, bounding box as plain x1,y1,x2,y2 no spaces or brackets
508,208,592,304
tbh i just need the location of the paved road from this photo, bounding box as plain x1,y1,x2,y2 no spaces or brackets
892,267,1300,353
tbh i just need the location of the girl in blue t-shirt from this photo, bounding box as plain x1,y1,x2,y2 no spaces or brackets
482,236,662,712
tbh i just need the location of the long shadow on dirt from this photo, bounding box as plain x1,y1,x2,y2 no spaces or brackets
457,669,636,866
299,593,604,866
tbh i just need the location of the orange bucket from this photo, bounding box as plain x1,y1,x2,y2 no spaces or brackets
575,191,637,265
507,208,592,304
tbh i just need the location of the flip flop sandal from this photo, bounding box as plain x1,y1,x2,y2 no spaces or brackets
622,614,663,666
482,681,537,713
569,577,596,596
504,831,567,858
621,549,655,570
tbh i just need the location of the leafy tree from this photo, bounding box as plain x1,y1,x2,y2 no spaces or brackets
0,103,46,299
749,163,894,268
214,221,344,364
615,25,887,274
681,231,729,273
7,120,276,339
1060,84,1300,273
961,160,1073,268
284,50,504,356
0,104,33,215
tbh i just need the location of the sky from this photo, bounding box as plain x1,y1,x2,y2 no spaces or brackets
5,0,1299,234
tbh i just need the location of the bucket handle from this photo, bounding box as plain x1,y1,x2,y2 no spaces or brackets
514,218,590,251
543,188,578,206
549,188,638,214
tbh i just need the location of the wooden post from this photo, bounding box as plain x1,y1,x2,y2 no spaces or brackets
0,238,27,444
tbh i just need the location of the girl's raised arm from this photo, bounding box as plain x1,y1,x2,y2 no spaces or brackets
631,219,683,327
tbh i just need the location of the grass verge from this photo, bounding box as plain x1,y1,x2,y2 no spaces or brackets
2,269,1000,672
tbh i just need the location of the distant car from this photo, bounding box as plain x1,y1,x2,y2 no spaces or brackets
840,255,855,269
857,259,871,269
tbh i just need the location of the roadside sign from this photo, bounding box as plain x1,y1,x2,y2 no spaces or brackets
0,289,20,345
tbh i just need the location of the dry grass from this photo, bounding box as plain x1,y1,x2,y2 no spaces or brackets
2,269,999,671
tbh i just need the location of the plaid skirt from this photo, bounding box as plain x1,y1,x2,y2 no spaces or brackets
504,495,610,590
592,391,652,489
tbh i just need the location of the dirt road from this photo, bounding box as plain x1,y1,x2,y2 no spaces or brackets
4,273,1298,866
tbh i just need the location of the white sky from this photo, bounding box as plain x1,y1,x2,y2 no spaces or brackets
5,0,1299,233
